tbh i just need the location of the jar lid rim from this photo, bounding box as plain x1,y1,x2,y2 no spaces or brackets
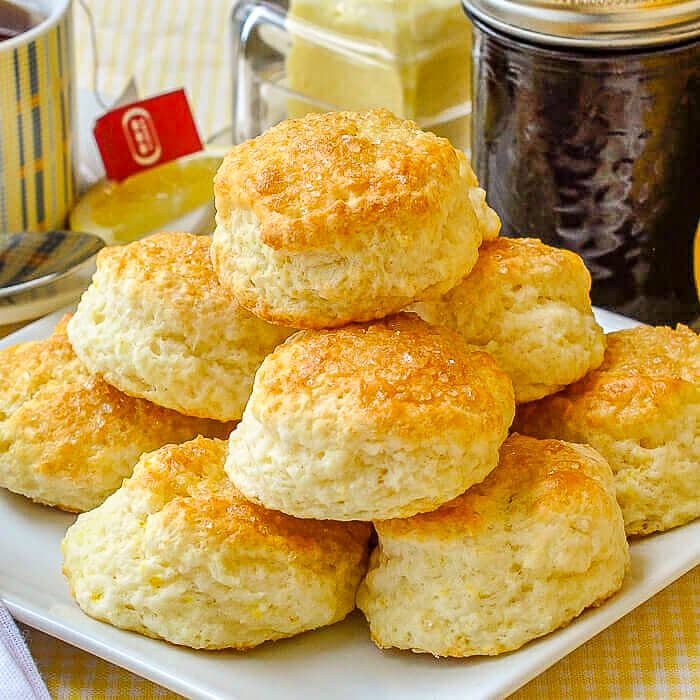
461,0,700,47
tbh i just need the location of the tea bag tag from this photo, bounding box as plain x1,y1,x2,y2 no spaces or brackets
93,88,203,182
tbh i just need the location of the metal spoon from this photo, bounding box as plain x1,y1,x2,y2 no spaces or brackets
0,230,104,298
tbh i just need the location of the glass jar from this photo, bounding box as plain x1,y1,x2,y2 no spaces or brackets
231,0,474,151
464,0,700,325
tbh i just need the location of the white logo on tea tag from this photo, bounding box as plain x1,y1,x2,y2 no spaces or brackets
122,107,162,165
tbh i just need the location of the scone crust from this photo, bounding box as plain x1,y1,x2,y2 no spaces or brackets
94,230,230,311
62,437,371,649
357,434,629,657
0,316,232,512
378,434,620,537
212,109,500,328
256,313,512,438
68,232,293,420
214,108,494,252
226,314,515,520
411,237,606,403
515,324,700,534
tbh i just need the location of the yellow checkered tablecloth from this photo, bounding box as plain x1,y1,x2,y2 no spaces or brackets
12,1,697,697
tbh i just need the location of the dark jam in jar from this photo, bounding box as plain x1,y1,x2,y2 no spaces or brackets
470,18,700,325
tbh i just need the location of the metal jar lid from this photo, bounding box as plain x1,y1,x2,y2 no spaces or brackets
461,0,700,48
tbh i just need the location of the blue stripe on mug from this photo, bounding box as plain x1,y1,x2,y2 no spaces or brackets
28,41,44,224
34,171,45,225
13,48,28,230
43,31,57,225
12,47,21,101
32,101,44,222
28,42,39,95
57,23,68,209
32,108,42,159
64,12,75,203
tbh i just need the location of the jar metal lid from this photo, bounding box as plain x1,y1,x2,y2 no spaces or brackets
461,0,700,48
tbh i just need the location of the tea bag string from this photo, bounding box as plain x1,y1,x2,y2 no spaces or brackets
77,0,109,111
76,0,231,143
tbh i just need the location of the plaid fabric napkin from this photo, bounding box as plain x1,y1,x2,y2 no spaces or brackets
0,604,49,700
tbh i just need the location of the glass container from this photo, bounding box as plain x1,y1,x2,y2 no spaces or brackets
231,0,474,151
464,0,700,325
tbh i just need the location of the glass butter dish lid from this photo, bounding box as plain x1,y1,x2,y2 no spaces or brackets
230,0,474,150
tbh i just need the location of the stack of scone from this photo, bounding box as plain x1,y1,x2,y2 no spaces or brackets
4,108,696,659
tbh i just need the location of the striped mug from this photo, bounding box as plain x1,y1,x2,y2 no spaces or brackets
0,0,75,232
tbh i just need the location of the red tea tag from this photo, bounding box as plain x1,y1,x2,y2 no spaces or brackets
93,89,203,181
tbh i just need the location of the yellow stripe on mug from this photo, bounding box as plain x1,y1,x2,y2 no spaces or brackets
0,0,75,232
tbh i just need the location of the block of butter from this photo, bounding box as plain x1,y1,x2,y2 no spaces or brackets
286,0,472,150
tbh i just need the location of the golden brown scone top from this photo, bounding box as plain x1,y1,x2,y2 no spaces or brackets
598,324,699,380
515,325,700,434
0,316,233,481
377,433,616,538
128,437,372,565
475,237,591,294
254,313,514,437
94,232,238,316
433,237,594,316
0,314,85,420
214,109,475,251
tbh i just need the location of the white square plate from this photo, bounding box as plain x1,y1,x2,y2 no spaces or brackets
1,308,698,700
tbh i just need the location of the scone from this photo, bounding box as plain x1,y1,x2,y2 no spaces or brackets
410,237,605,403
62,437,371,649
515,324,700,535
68,232,294,421
0,316,232,512
225,313,515,521
212,109,500,328
357,433,629,657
